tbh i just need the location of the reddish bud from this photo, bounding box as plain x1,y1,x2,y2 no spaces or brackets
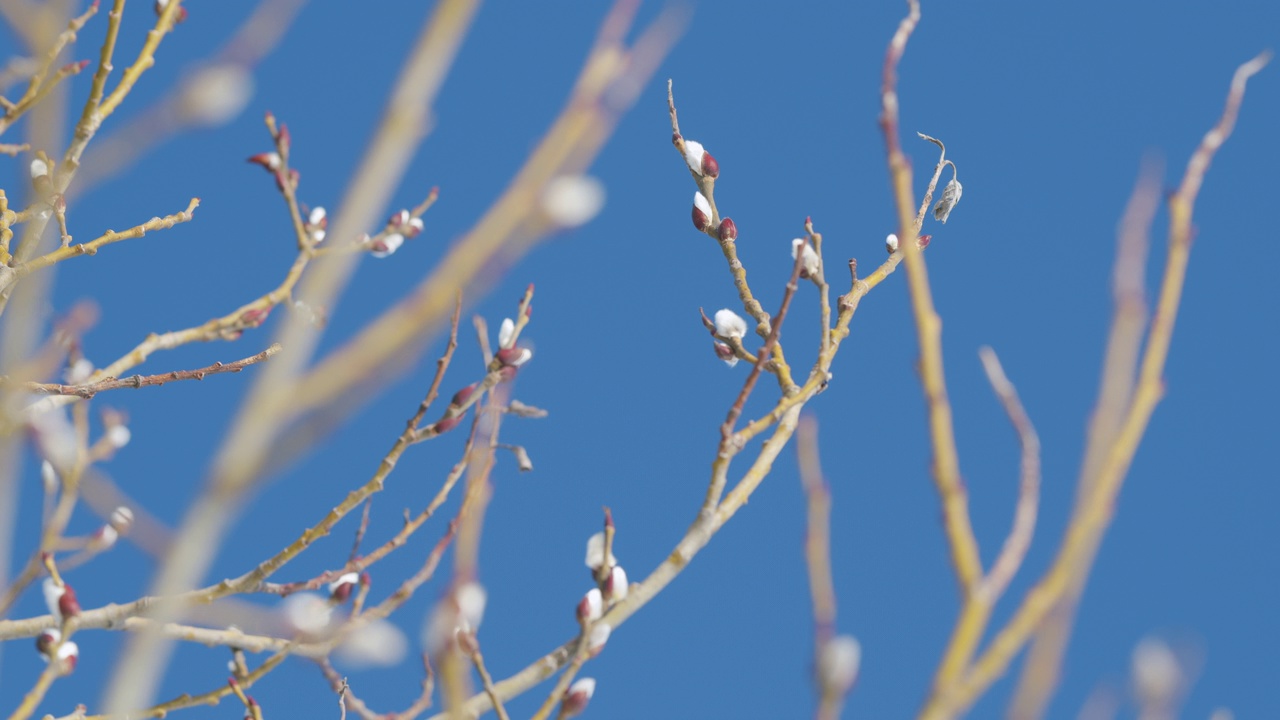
692,204,709,232
36,629,60,656
288,168,300,188
916,233,932,249
360,571,371,587
451,383,478,407
57,584,80,619
495,347,532,368
718,217,738,242
328,572,359,604
62,60,90,74
240,306,271,327
277,123,291,152
701,151,720,179
388,209,410,228
246,152,281,171
434,414,463,434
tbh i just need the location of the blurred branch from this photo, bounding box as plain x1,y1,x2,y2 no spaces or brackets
1009,159,1164,718
920,50,1271,720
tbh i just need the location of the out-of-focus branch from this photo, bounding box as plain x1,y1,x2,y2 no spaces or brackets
976,347,1040,602
919,51,1270,720
1008,160,1163,719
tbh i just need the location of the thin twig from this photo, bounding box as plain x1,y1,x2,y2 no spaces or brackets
976,346,1041,602
20,343,280,398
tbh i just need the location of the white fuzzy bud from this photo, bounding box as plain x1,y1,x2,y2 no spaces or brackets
498,318,516,349
179,64,254,126
456,582,487,631
308,206,327,226
65,357,93,384
42,578,65,619
327,572,360,597
334,618,408,668
587,622,612,654
713,309,747,340
933,178,962,223
682,140,707,176
561,678,596,718
41,461,59,493
818,634,862,696
282,593,334,634
577,587,603,623
542,175,606,228
604,565,628,602
885,233,899,254
106,424,131,449
371,233,404,258
29,157,48,179
584,532,615,571
95,524,119,549
109,506,134,531
791,238,821,277
1132,637,1180,706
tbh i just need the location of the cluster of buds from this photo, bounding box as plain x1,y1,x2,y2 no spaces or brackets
884,232,933,255
35,628,78,675
578,525,628,657
791,238,821,279
710,308,748,368
423,581,487,655
495,345,533,381
559,677,597,718
366,208,425,259
690,192,738,243
305,206,327,244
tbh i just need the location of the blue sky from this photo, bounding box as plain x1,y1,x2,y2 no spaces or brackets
2,1,1278,718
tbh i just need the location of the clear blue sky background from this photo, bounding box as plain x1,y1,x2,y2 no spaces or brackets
3,1,1278,718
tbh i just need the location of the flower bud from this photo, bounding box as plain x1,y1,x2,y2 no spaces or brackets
817,634,861,696
603,565,628,602
495,346,532,368
885,233,899,254
587,622,612,656
246,152,281,172
714,341,739,368
713,309,747,340
54,640,79,674
576,588,603,624
561,678,596,718
718,217,737,242
1132,637,1180,707
308,206,327,227
498,318,516,349
692,191,712,232
29,157,49,179
701,150,720,178
371,233,404,258
110,505,134,532
682,140,707,176
35,628,61,656
791,238,820,278
94,524,119,549
451,383,478,407
389,209,410,228
584,532,615,571
328,572,360,603
542,175,606,228
916,234,932,249
42,578,80,621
